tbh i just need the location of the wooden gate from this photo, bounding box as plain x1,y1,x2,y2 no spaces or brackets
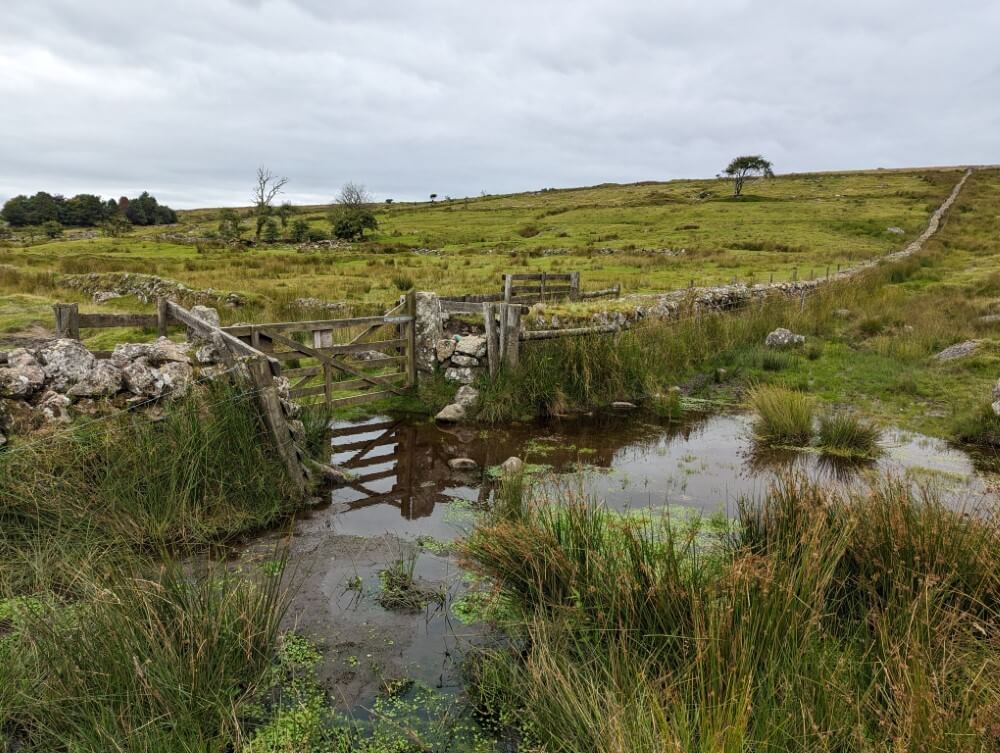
222,291,417,410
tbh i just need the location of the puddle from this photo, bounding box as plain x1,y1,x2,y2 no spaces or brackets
247,409,995,717
315,411,992,542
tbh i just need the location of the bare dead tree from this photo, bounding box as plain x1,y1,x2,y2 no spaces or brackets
251,167,288,242
336,181,371,208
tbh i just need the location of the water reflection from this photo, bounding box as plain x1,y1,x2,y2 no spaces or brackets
322,412,990,540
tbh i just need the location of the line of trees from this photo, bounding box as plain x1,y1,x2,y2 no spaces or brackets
0,191,177,228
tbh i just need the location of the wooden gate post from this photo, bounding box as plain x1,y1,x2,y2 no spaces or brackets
404,290,417,387
483,302,500,377
503,304,521,369
569,271,580,300
503,274,513,304
53,303,80,339
247,357,309,494
156,297,170,337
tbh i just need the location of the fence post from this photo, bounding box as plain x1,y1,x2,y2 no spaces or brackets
53,303,80,339
504,304,521,368
483,302,500,377
503,274,513,304
539,271,547,301
404,290,417,387
614,282,621,297
792,267,798,282
156,297,169,337
569,271,580,300
247,357,309,494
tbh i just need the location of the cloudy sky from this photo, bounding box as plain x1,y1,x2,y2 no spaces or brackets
2,0,997,208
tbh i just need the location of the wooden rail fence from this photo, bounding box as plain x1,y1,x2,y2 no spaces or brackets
440,270,620,313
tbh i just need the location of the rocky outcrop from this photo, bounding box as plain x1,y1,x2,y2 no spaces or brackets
935,340,979,361
0,336,211,438
765,328,806,348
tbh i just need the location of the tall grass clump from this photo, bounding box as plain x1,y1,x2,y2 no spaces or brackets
748,384,814,447
1,560,288,751
817,412,882,458
460,474,1000,752
0,382,312,596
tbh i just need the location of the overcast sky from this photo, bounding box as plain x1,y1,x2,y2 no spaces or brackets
1,0,997,208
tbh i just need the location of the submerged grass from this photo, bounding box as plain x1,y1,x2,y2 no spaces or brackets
460,474,1000,752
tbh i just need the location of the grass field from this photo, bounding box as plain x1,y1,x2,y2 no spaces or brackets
0,169,961,348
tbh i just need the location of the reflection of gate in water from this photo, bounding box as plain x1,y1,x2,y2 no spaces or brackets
329,418,485,518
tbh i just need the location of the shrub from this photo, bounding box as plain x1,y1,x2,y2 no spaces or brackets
953,402,1000,448
748,384,814,447
817,412,881,458
517,224,541,238
289,218,310,243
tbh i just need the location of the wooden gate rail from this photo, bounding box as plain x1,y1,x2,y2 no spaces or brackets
220,291,417,410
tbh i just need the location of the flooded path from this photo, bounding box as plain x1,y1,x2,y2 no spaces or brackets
242,410,995,715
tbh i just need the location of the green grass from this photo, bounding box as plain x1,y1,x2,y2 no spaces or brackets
460,473,1000,752
748,384,814,447
0,169,960,336
817,412,882,458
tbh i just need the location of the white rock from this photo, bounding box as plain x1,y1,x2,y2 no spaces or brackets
451,354,478,367
414,292,445,373
0,349,46,397
444,367,476,384
190,305,221,328
66,360,122,398
611,401,637,410
500,456,524,475
934,340,979,361
92,291,122,304
122,357,161,396
148,337,190,364
156,361,194,397
110,342,153,368
37,339,96,392
448,457,478,471
37,390,72,423
435,403,466,422
435,338,456,362
454,385,480,408
454,335,487,358
765,328,805,348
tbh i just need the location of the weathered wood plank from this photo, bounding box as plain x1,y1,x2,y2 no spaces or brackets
166,302,269,363
327,390,398,408
77,313,159,329
262,329,407,396
222,315,412,337
508,272,572,281
405,290,417,387
521,324,621,340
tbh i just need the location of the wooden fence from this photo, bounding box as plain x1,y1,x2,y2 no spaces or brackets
222,291,417,411
53,301,170,357
439,270,620,313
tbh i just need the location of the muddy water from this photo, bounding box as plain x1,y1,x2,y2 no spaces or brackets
322,411,989,542
249,410,992,715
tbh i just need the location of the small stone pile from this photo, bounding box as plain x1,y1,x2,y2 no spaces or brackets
435,335,488,384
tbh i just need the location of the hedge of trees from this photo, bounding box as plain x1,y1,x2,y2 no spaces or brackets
0,191,177,228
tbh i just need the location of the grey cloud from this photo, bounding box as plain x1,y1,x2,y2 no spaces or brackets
1,0,997,208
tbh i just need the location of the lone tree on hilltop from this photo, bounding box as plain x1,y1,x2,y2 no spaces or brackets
723,155,774,197
330,182,378,241
251,167,288,243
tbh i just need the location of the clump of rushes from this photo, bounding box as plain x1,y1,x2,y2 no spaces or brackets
2,560,287,751
377,549,444,612
817,412,882,458
460,473,1000,752
748,384,814,447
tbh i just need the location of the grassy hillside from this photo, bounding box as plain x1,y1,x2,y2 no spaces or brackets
0,169,963,345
